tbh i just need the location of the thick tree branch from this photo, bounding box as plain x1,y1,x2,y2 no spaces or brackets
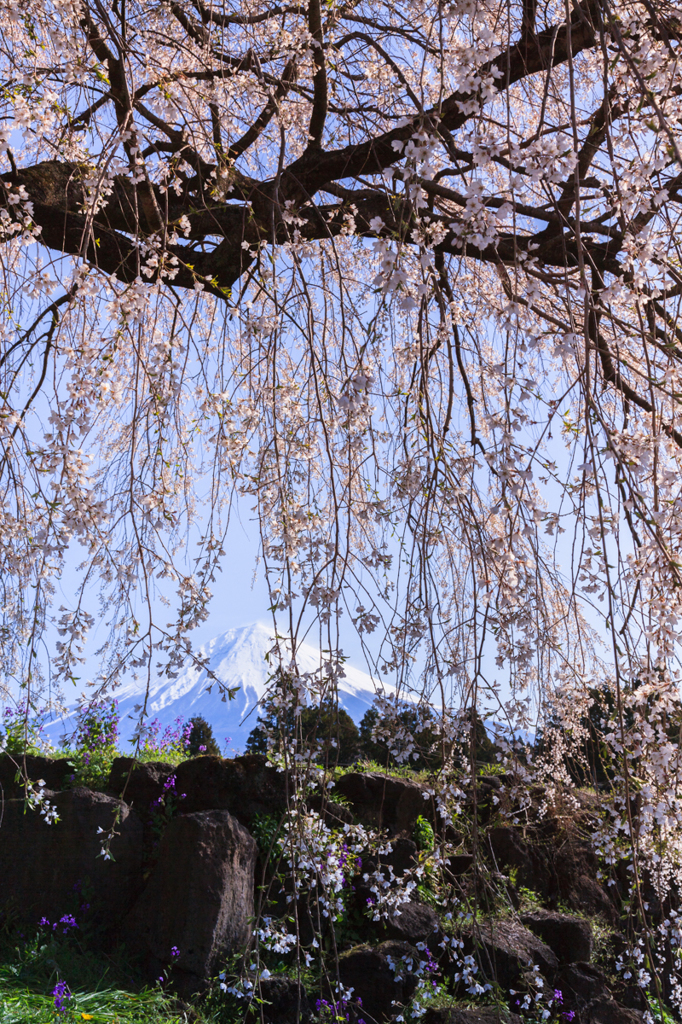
283,1,599,195
306,0,328,149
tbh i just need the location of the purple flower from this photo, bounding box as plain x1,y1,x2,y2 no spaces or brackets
563,1014,575,1022
554,989,563,1004
171,946,180,958
52,980,71,1013
59,914,78,933
199,744,206,752
38,916,51,928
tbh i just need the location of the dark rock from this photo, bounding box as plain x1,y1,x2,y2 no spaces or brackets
448,854,474,875
551,837,617,923
566,873,616,922
173,754,288,827
362,838,418,883
384,901,441,945
487,827,554,899
0,787,143,932
585,996,644,1023
335,772,430,834
0,753,73,799
309,793,354,826
521,910,592,964
487,825,616,924
247,976,313,1024
336,940,420,1022
123,809,256,991
387,838,419,876
465,919,558,989
611,981,647,1011
554,961,643,1021
108,757,174,809
479,775,504,791
423,1009,522,1024
555,962,610,1011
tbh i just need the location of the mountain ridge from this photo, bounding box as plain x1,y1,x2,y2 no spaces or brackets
45,622,386,752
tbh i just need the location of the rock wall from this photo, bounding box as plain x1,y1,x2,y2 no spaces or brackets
0,753,658,1020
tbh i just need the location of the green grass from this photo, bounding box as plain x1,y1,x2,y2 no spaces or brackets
0,931,199,1024
0,982,186,1023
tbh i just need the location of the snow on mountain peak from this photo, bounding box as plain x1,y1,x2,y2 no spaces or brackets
47,622,386,752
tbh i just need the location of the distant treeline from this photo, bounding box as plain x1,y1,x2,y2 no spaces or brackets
244,695,499,771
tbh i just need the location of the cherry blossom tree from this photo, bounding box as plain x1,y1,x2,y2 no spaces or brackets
4,0,682,1005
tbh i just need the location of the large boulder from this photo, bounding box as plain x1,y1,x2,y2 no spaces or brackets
424,1010,522,1024
364,837,418,878
487,827,555,900
335,772,430,834
122,809,257,991
247,976,313,1024
585,997,644,1023
554,962,610,1012
386,838,419,876
555,963,644,1023
336,940,421,1022
546,827,617,923
173,754,288,826
463,919,558,989
108,757,174,810
521,909,592,965
487,824,616,924
448,853,474,876
308,792,354,827
384,901,441,945
0,787,143,932
0,753,73,799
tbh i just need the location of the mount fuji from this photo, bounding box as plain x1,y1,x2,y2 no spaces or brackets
45,622,386,753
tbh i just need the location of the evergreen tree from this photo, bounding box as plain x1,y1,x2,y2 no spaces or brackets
358,703,443,771
299,702,360,764
246,696,360,764
187,715,221,758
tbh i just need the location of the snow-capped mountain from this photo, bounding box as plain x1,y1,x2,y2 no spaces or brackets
46,622,385,753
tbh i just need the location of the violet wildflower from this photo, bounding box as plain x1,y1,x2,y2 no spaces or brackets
52,980,71,1013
